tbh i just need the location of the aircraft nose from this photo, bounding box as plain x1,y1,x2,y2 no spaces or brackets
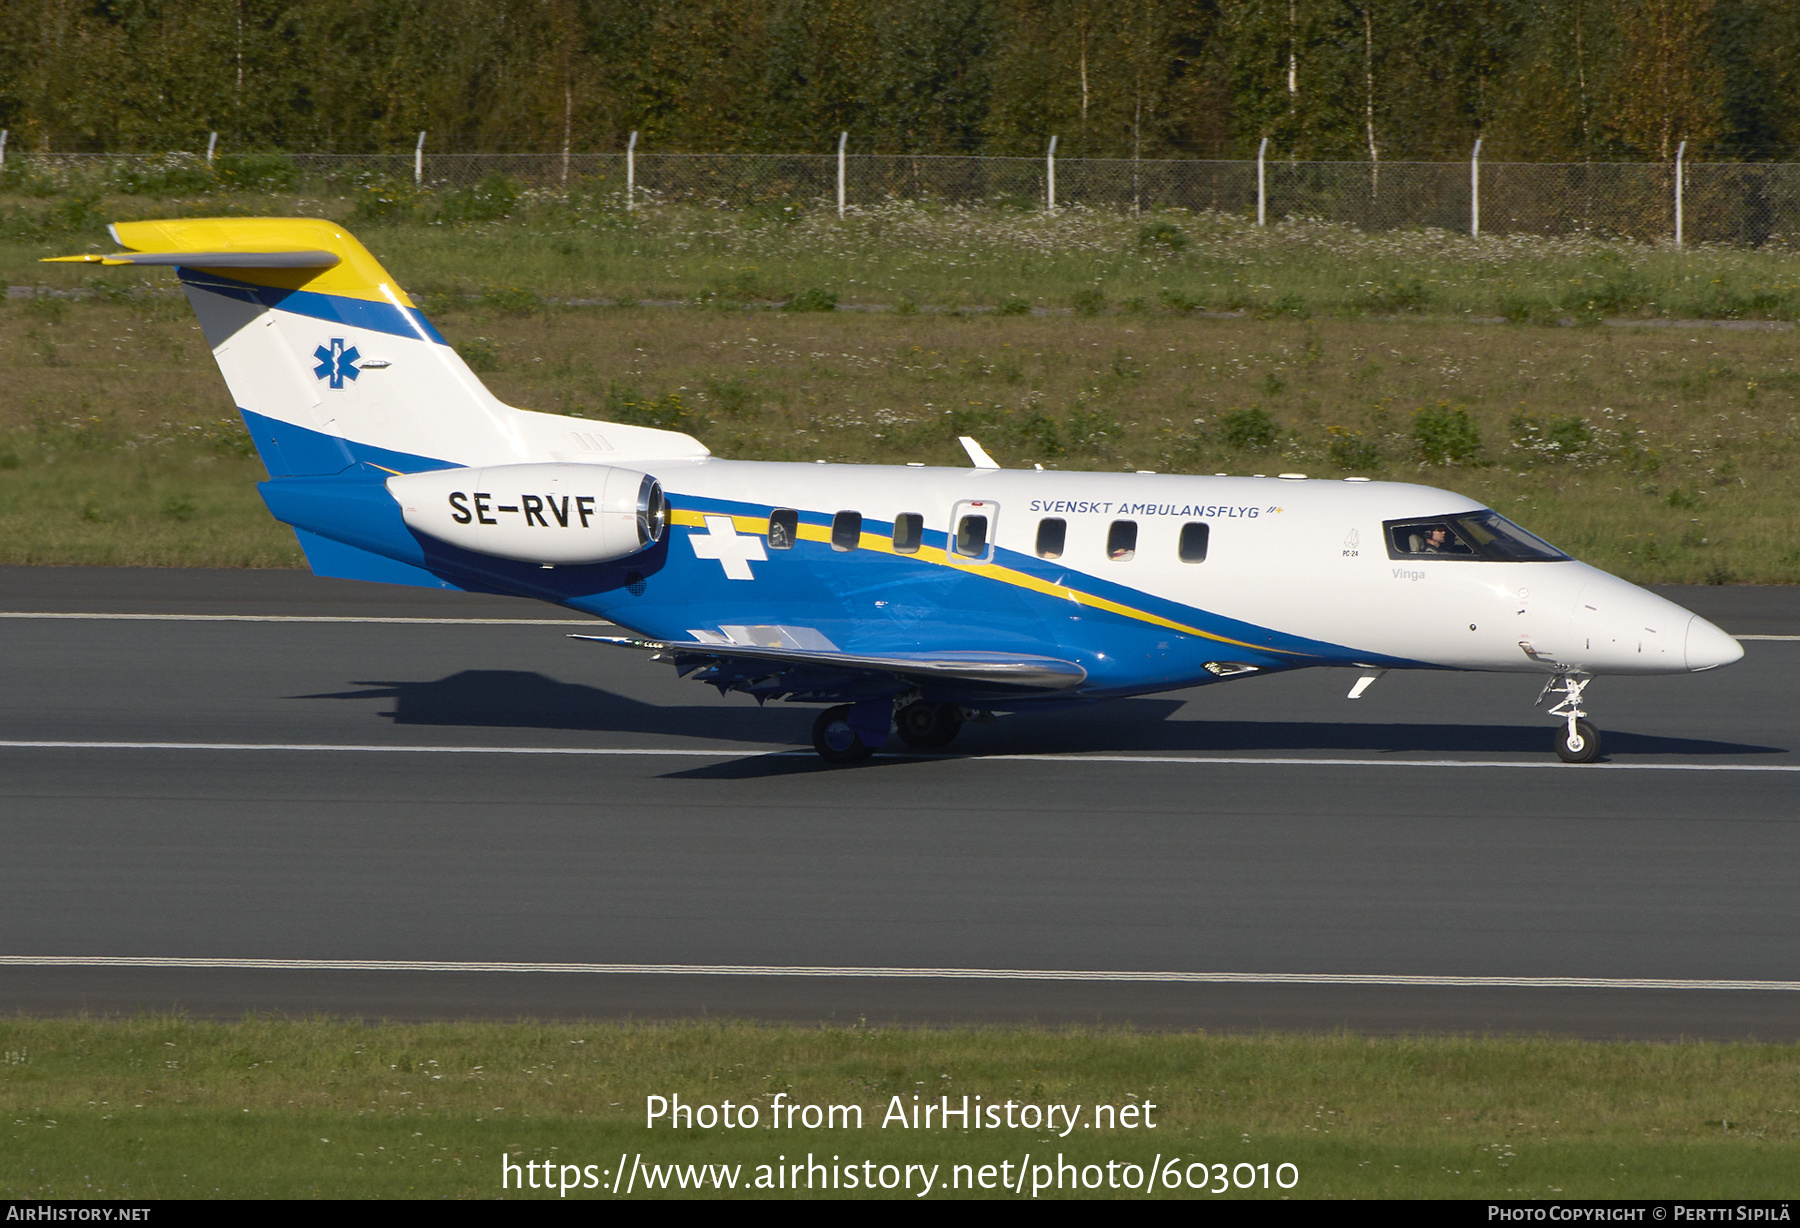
1685,614,1743,671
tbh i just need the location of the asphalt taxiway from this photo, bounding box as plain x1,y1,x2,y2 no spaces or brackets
2,568,1797,1037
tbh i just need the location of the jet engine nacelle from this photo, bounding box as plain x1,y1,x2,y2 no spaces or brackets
388,463,667,565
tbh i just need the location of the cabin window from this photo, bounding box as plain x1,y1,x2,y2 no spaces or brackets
831,510,863,552
1036,518,1066,559
1107,520,1137,561
953,513,990,558
767,508,798,550
1178,522,1210,563
892,513,923,554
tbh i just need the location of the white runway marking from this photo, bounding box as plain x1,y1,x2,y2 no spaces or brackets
0,612,605,626
0,740,1796,771
0,955,1793,992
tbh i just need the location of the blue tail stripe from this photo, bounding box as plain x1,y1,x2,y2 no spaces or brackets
241,409,456,477
181,269,448,345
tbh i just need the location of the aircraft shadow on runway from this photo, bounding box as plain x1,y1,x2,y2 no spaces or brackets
298,670,811,745
297,670,1784,774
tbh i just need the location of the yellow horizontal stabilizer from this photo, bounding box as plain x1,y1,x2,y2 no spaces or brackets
40,217,409,306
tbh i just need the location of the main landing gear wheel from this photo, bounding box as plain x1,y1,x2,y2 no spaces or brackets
812,704,875,764
894,701,964,751
1555,718,1602,764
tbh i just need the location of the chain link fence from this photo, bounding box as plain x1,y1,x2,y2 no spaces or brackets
4,150,1799,247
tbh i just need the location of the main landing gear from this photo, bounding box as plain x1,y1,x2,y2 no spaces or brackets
811,699,967,764
1540,671,1602,764
894,700,964,751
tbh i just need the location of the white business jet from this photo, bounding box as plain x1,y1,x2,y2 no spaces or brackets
53,218,1743,763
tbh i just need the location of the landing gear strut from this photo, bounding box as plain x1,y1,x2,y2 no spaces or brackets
1540,671,1602,764
894,701,964,751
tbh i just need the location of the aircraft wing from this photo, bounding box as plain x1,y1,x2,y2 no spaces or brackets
572,634,1087,694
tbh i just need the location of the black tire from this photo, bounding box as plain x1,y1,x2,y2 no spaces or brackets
812,704,875,764
894,701,964,750
1554,719,1601,764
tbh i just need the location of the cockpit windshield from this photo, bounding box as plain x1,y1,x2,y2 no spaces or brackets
1385,510,1568,562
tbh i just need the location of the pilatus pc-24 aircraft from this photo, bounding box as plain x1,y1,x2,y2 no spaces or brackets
54,218,1744,763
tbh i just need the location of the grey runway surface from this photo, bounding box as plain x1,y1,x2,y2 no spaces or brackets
3,568,1799,1036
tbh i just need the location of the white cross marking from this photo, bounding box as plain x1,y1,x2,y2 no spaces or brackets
688,514,767,581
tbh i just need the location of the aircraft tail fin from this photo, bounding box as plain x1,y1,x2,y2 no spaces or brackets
46,218,707,478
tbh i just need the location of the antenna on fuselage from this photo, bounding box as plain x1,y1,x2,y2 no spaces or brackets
958,437,1001,469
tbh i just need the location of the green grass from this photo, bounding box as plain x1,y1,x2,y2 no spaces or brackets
3,194,1800,581
3,1018,1798,1199
12,190,1800,321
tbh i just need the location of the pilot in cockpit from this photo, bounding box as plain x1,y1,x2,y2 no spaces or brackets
1402,522,1474,555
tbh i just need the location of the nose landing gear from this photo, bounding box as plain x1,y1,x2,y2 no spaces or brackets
1540,671,1602,763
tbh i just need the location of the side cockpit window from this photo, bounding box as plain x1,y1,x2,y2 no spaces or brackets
1385,511,1568,561
1389,521,1477,557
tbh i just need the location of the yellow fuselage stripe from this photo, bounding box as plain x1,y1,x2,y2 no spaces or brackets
669,508,1281,655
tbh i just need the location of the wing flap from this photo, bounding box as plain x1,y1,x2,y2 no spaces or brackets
572,634,1086,690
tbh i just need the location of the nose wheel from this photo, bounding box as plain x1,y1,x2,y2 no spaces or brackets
1554,717,1601,763
1540,671,1602,764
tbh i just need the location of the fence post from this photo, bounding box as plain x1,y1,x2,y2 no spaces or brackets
1256,136,1268,227
1046,135,1058,212
1674,140,1687,249
206,132,218,165
626,130,637,211
414,131,425,186
837,131,847,218
1470,137,1482,238
1,130,8,170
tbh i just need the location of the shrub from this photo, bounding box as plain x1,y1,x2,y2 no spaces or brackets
1072,287,1107,316
604,382,695,431
1510,412,1592,461
453,337,502,371
1360,278,1428,313
783,287,838,312
1326,426,1381,470
477,286,540,316
349,177,421,225
706,378,757,416
1257,292,1310,319
997,296,1032,316
112,160,215,196
1136,221,1188,252
1158,289,1204,313
1412,404,1482,466
436,172,519,225
213,153,301,193
1219,406,1279,451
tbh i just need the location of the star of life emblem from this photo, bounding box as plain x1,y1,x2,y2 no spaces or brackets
313,338,362,389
